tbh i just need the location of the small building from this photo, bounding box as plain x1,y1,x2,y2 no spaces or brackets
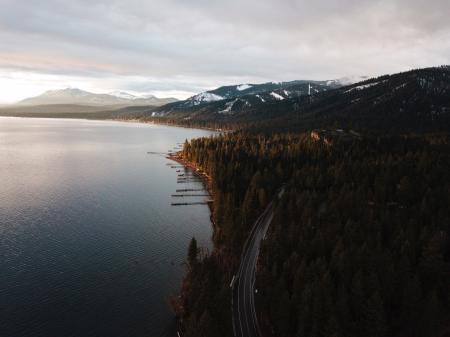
310,130,321,141
310,129,361,146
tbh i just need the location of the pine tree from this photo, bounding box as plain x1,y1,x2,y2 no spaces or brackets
188,237,198,267
364,291,387,337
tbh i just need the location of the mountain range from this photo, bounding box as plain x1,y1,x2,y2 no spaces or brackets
17,88,178,107
3,68,448,131
0,77,361,118
151,78,366,116
146,66,450,133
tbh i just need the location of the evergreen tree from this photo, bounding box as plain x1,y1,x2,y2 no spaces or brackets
188,237,198,267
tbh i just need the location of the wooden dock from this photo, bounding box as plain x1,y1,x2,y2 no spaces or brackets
147,151,166,155
168,155,213,207
171,202,208,206
176,189,204,192
171,194,210,197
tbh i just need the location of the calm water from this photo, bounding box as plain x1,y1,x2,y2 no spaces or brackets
0,117,214,337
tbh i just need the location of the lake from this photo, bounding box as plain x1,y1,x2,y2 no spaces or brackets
0,117,214,337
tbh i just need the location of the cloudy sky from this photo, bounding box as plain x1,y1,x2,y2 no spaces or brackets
0,0,449,103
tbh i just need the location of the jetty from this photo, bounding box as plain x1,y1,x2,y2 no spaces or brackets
177,177,203,181
171,202,208,206
178,178,199,181
171,194,210,197
147,151,167,155
176,188,204,192
167,152,214,207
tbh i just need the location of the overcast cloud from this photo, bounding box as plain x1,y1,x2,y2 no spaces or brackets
0,0,449,102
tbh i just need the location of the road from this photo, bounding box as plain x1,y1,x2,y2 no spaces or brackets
232,188,284,337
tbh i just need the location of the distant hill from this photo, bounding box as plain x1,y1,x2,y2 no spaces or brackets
17,88,177,107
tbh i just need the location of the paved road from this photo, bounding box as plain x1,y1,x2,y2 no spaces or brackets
232,188,284,337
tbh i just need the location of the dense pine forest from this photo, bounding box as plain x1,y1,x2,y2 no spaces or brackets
173,67,450,337
258,136,450,337
177,133,450,337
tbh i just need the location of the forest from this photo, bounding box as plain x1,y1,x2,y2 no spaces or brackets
257,135,450,337
175,132,450,337
171,67,450,337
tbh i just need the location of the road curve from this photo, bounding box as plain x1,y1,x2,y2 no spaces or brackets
232,188,284,337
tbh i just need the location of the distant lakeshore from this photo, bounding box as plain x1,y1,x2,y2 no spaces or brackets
0,112,227,133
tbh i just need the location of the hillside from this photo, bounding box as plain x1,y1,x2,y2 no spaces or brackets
148,67,450,133
150,80,344,117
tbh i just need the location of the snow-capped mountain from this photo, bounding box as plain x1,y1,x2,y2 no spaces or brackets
18,88,177,107
153,79,343,116
108,91,139,100
150,67,450,131
188,92,224,105
204,80,330,100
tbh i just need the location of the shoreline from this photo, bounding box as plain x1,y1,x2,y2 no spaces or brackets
167,151,219,237
133,118,227,133
166,150,224,335
0,114,227,133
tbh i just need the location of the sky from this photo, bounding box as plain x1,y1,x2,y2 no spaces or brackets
0,0,449,103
